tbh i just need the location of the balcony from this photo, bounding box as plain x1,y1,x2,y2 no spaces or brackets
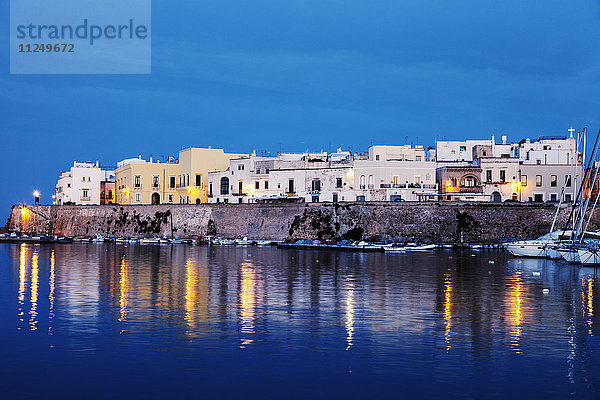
233,192,247,196
380,183,391,188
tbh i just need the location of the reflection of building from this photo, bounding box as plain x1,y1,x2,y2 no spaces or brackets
55,161,115,205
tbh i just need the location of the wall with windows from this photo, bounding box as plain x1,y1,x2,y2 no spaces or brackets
114,160,180,205
55,161,114,205
519,164,582,203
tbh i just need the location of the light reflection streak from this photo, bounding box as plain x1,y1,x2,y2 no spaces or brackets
184,259,198,337
18,244,27,327
49,249,55,335
29,249,39,331
345,278,355,351
444,272,452,352
510,271,523,354
583,278,593,336
119,254,128,324
239,262,256,348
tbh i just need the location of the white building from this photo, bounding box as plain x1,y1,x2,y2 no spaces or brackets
435,138,494,165
55,161,115,205
354,145,437,201
515,137,582,203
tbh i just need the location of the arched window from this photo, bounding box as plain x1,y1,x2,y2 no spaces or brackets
360,175,366,189
463,176,477,187
368,175,374,189
220,177,229,194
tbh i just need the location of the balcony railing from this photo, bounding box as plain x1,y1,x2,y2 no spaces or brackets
458,185,483,193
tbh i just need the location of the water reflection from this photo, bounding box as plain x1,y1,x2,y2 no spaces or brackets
345,275,355,351
443,271,452,352
509,271,523,354
119,254,128,324
29,249,39,331
4,244,600,398
239,261,256,348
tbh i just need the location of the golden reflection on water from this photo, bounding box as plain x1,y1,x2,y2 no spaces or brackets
29,249,39,331
443,272,452,352
510,271,523,354
119,254,128,324
345,278,355,351
18,244,27,312
239,262,256,348
49,249,55,336
184,258,209,339
583,278,593,336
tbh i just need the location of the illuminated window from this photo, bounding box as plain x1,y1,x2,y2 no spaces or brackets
550,175,557,187
565,175,572,187
521,175,527,186
152,175,159,189
536,175,542,187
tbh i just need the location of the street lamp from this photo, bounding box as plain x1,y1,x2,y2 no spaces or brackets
33,190,40,205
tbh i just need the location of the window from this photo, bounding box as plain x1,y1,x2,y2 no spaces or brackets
265,168,270,174
336,178,343,188
375,155,380,161
360,175,366,189
170,176,175,189
536,160,541,165
264,181,269,189
152,176,159,189
550,175,557,187
536,175,542,187
416,156,422,161
368,175,374,189
550,193,557,201
256,168,261,174
135,193,141,202
288,179,295,193
168,194,174,203
209,183,213,196
67,183,71,188
521,175,527,186
565,175,572,187
356,195,366,202
239,181,243,193
482,151,487,156
82,189,89,199
459,146,467,151
134,175,141,188
565,193,572,203
255,181,260,189
485,170,492,182
464,177,476,187
414,176,421,185
195,175,201,187
108,191,113,200
393,176,399,186
312,179,321,191
312,195,319,203
88,177,91,182
333,193,338,202
500,170,506,183
220,177,229,194
534,193,543,202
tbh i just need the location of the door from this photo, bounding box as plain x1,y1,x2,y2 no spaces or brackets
151,192,160,204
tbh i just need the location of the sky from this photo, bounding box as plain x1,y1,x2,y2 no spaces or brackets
1,0,600,221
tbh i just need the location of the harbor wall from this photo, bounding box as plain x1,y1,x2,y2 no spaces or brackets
7,202,597,243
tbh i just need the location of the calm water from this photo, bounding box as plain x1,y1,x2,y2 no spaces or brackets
1,243,599,399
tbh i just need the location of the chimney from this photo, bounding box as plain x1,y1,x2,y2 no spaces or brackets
138,154,142,159
502,136,507,145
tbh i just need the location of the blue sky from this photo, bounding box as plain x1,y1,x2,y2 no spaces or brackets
2,0,600,221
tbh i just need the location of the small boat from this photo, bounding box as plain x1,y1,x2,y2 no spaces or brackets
404,244,437,251
92,234,105,243
139,238,161,244
503,230,575,258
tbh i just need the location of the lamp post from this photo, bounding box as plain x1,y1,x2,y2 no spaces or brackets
33,191,40,205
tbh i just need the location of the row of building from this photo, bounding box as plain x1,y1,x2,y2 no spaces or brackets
54,134,583,206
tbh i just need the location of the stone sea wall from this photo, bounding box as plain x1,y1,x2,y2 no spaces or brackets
7,202,596,243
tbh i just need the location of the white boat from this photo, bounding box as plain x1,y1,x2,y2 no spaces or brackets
557,247,581,264
577,247,600,266
503,230,575,258
384,246,406,253
92,234,105,243
140,238,161,244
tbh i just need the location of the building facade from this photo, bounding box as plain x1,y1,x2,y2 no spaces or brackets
55,161,115,205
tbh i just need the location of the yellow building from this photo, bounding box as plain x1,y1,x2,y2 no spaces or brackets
176,148,247,204
115,148,247,205
115,158,181,205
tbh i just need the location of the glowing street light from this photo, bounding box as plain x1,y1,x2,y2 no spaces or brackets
33,191,40,205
